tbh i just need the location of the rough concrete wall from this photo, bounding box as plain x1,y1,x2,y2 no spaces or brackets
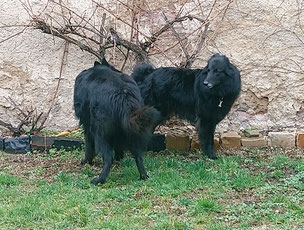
0,0,97,135
0,0,303,135
212,0,304,132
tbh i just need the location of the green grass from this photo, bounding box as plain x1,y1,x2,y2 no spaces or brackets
0,148,304,229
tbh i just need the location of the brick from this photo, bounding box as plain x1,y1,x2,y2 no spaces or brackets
190,136,220,150
221,132,241,149
214,137,220,150
241,137,267,148
243,129,260,137
191,137,201,150
268,132,295,148
166,134,190,151
297,133,304,148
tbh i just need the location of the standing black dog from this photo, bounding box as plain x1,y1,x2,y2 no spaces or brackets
132,54,241,159
74,59,160,185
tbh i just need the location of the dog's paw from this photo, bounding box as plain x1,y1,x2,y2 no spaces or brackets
207,154,217,160
140,174,149,180
91,177,105,185
204,150,217,160
80,159,87,166
80,159,93,166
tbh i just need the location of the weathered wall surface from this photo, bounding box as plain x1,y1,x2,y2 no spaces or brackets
0,0,303,135
213,0,304,132
0,0,97,135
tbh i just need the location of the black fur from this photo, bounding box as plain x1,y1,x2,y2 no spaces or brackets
74,59,160,185
132,53,241,159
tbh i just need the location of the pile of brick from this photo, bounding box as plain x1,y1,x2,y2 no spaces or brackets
165,130,304,151
1,130,303,154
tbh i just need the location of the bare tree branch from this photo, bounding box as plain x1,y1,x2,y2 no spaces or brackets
0,120,21,137
38,41,69,131
162,12,190,66
184,21,210,68
1,97,45,136
0,26,29,44
32,17,102,60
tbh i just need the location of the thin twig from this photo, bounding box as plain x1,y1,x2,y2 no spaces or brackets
33,17,102,59
185,21,210,68
4,97,27,118
121,0,136,71
0,26,29,44
91,0,179,65
100,13,106,45
38,41,69,130
162,12,190,65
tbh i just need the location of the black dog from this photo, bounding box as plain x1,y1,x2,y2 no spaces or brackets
74,59,160,185
132,53,241,159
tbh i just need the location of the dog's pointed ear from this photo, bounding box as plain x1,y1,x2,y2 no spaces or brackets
101,58,110,66
94,61,101,67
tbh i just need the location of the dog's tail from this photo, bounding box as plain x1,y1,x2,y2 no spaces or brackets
124,106,160,135
131,64,155,85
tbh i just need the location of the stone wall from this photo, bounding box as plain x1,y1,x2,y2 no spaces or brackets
213,0,304,132
0,0,303,136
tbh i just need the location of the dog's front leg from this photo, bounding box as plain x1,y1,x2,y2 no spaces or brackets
197,120,217,160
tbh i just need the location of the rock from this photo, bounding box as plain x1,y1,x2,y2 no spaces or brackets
221,132,241,149
241,137,267,148
166,134,190,151
243,129,260,137
268,132,295,148
297,133,304,148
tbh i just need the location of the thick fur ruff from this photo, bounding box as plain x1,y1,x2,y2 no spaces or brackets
74,59,160,184
132,53,241,159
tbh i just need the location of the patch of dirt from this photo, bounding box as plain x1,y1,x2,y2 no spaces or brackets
0,153,83,182
1,147,302,184
225,188,262,205
151,195,188,217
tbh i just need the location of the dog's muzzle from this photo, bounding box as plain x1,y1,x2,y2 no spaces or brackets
203,81,214,89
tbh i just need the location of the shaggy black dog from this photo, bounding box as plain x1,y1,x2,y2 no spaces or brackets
73,59,160,185
132,53,241,159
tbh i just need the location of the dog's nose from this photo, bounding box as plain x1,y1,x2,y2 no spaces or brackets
204,81,213,88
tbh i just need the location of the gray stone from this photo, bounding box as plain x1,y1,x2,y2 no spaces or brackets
241,137,267,148
268,132,295,148
166,134,190,151
221,132,241,149
243,129,260,137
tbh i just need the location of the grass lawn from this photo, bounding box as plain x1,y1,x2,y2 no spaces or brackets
0,148,304,229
